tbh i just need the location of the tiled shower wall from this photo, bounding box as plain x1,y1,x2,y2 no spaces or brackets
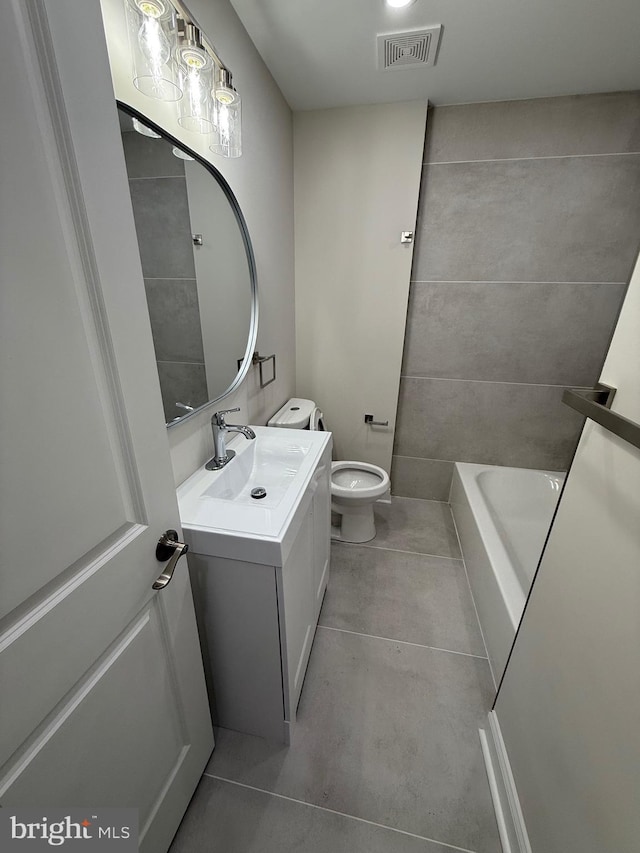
392,92,640,500
122,130,208,423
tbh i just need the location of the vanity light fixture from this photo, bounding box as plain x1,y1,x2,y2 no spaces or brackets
386,0,417,8
132,117,162,137
176,21,215,134
125,0,182,101
172,146,195,160
123,0,242,156
210,68,242,159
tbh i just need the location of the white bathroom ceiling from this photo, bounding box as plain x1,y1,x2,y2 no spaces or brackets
228,0,640,110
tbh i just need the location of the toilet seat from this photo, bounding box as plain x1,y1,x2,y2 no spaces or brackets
331,461,390,501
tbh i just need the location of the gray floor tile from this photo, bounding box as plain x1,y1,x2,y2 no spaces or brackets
320,544,486,656
372,497,461,558
207,628,499,853
170,775,468,853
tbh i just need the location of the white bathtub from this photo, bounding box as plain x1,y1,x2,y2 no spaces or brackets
450,462,565,683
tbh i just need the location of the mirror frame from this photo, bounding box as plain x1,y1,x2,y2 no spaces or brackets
117,100,259,429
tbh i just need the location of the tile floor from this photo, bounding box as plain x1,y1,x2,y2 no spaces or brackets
170,497,501,853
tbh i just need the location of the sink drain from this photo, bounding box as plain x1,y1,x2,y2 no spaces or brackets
251,487,267,500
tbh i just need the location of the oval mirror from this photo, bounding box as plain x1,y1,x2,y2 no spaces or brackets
116,103,257,427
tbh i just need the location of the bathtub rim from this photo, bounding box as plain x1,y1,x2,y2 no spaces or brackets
451,462,530,630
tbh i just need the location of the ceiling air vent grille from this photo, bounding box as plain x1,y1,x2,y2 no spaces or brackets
377,26,442,71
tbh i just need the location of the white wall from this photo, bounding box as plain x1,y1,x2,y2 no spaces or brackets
294,103,427,471
493,247,640,851
100,0,295,485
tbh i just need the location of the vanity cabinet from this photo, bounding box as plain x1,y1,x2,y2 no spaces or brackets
181,432,331,743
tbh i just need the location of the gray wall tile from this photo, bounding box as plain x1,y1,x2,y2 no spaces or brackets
157,361,207,423
397,95,640,478
121,128,186,179
413,155,640,283
128,177,196,279
144,278,204,363
425,92,640,163
395,378,584,470
391,455,454,501
403,281,626,385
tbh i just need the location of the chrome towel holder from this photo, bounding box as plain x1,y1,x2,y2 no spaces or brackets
237,351,276,389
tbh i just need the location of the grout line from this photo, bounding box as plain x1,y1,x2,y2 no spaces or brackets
393,453,458,464
448,509,497,690
409,279,626,286
424,151,640,166
202,774,479,853
430,93,640,109
317,625,488,660
334,540,462,561
156,360,204,366
128,174,185,180
386,494,450,505
400,376,591,389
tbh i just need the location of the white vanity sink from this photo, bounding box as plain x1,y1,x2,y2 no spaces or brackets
178,426,330,564
178,424,332,743
202,430,310,507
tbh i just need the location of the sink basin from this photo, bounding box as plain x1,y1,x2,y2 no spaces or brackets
202,432,309,508
178,426,332,564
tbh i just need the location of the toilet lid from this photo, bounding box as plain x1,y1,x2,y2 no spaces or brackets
332,467,382,490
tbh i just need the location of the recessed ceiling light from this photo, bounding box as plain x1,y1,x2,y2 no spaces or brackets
386,0,417,9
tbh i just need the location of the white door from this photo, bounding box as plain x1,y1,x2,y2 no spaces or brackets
0,2,213,850
492,247,640,851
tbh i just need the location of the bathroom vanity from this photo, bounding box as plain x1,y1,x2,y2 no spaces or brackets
178,426,332,743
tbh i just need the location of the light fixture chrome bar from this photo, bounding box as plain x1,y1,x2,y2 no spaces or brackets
562,383,640,451
170,0,229,72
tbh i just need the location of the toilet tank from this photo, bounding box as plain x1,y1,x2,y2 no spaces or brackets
268,398,316,430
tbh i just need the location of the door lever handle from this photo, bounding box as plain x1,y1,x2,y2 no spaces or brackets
153,529,189,591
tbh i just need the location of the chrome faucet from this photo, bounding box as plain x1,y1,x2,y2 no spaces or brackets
206,408,256,470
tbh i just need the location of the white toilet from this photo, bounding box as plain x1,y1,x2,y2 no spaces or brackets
268,398,390,543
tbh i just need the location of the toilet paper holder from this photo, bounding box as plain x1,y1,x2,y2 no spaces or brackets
364,413,389,427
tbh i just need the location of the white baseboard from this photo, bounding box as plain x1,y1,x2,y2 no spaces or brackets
479,711,532,853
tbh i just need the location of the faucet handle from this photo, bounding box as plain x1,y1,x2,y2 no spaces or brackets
212,407,240,427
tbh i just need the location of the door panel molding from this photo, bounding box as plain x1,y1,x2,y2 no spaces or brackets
0,609,151,797
23,0,147,525
0,523,145,655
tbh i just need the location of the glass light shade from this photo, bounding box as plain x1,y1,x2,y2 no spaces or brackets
210,97,242,158
132,117,161,137
125,0,182,102
177,45,214,134
210,72,242,158
172,146,195,160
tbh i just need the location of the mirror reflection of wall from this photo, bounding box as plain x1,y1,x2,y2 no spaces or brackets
120,124,207,422
118,107,254,425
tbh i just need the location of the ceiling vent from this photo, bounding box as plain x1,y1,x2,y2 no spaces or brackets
377,26,442,71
